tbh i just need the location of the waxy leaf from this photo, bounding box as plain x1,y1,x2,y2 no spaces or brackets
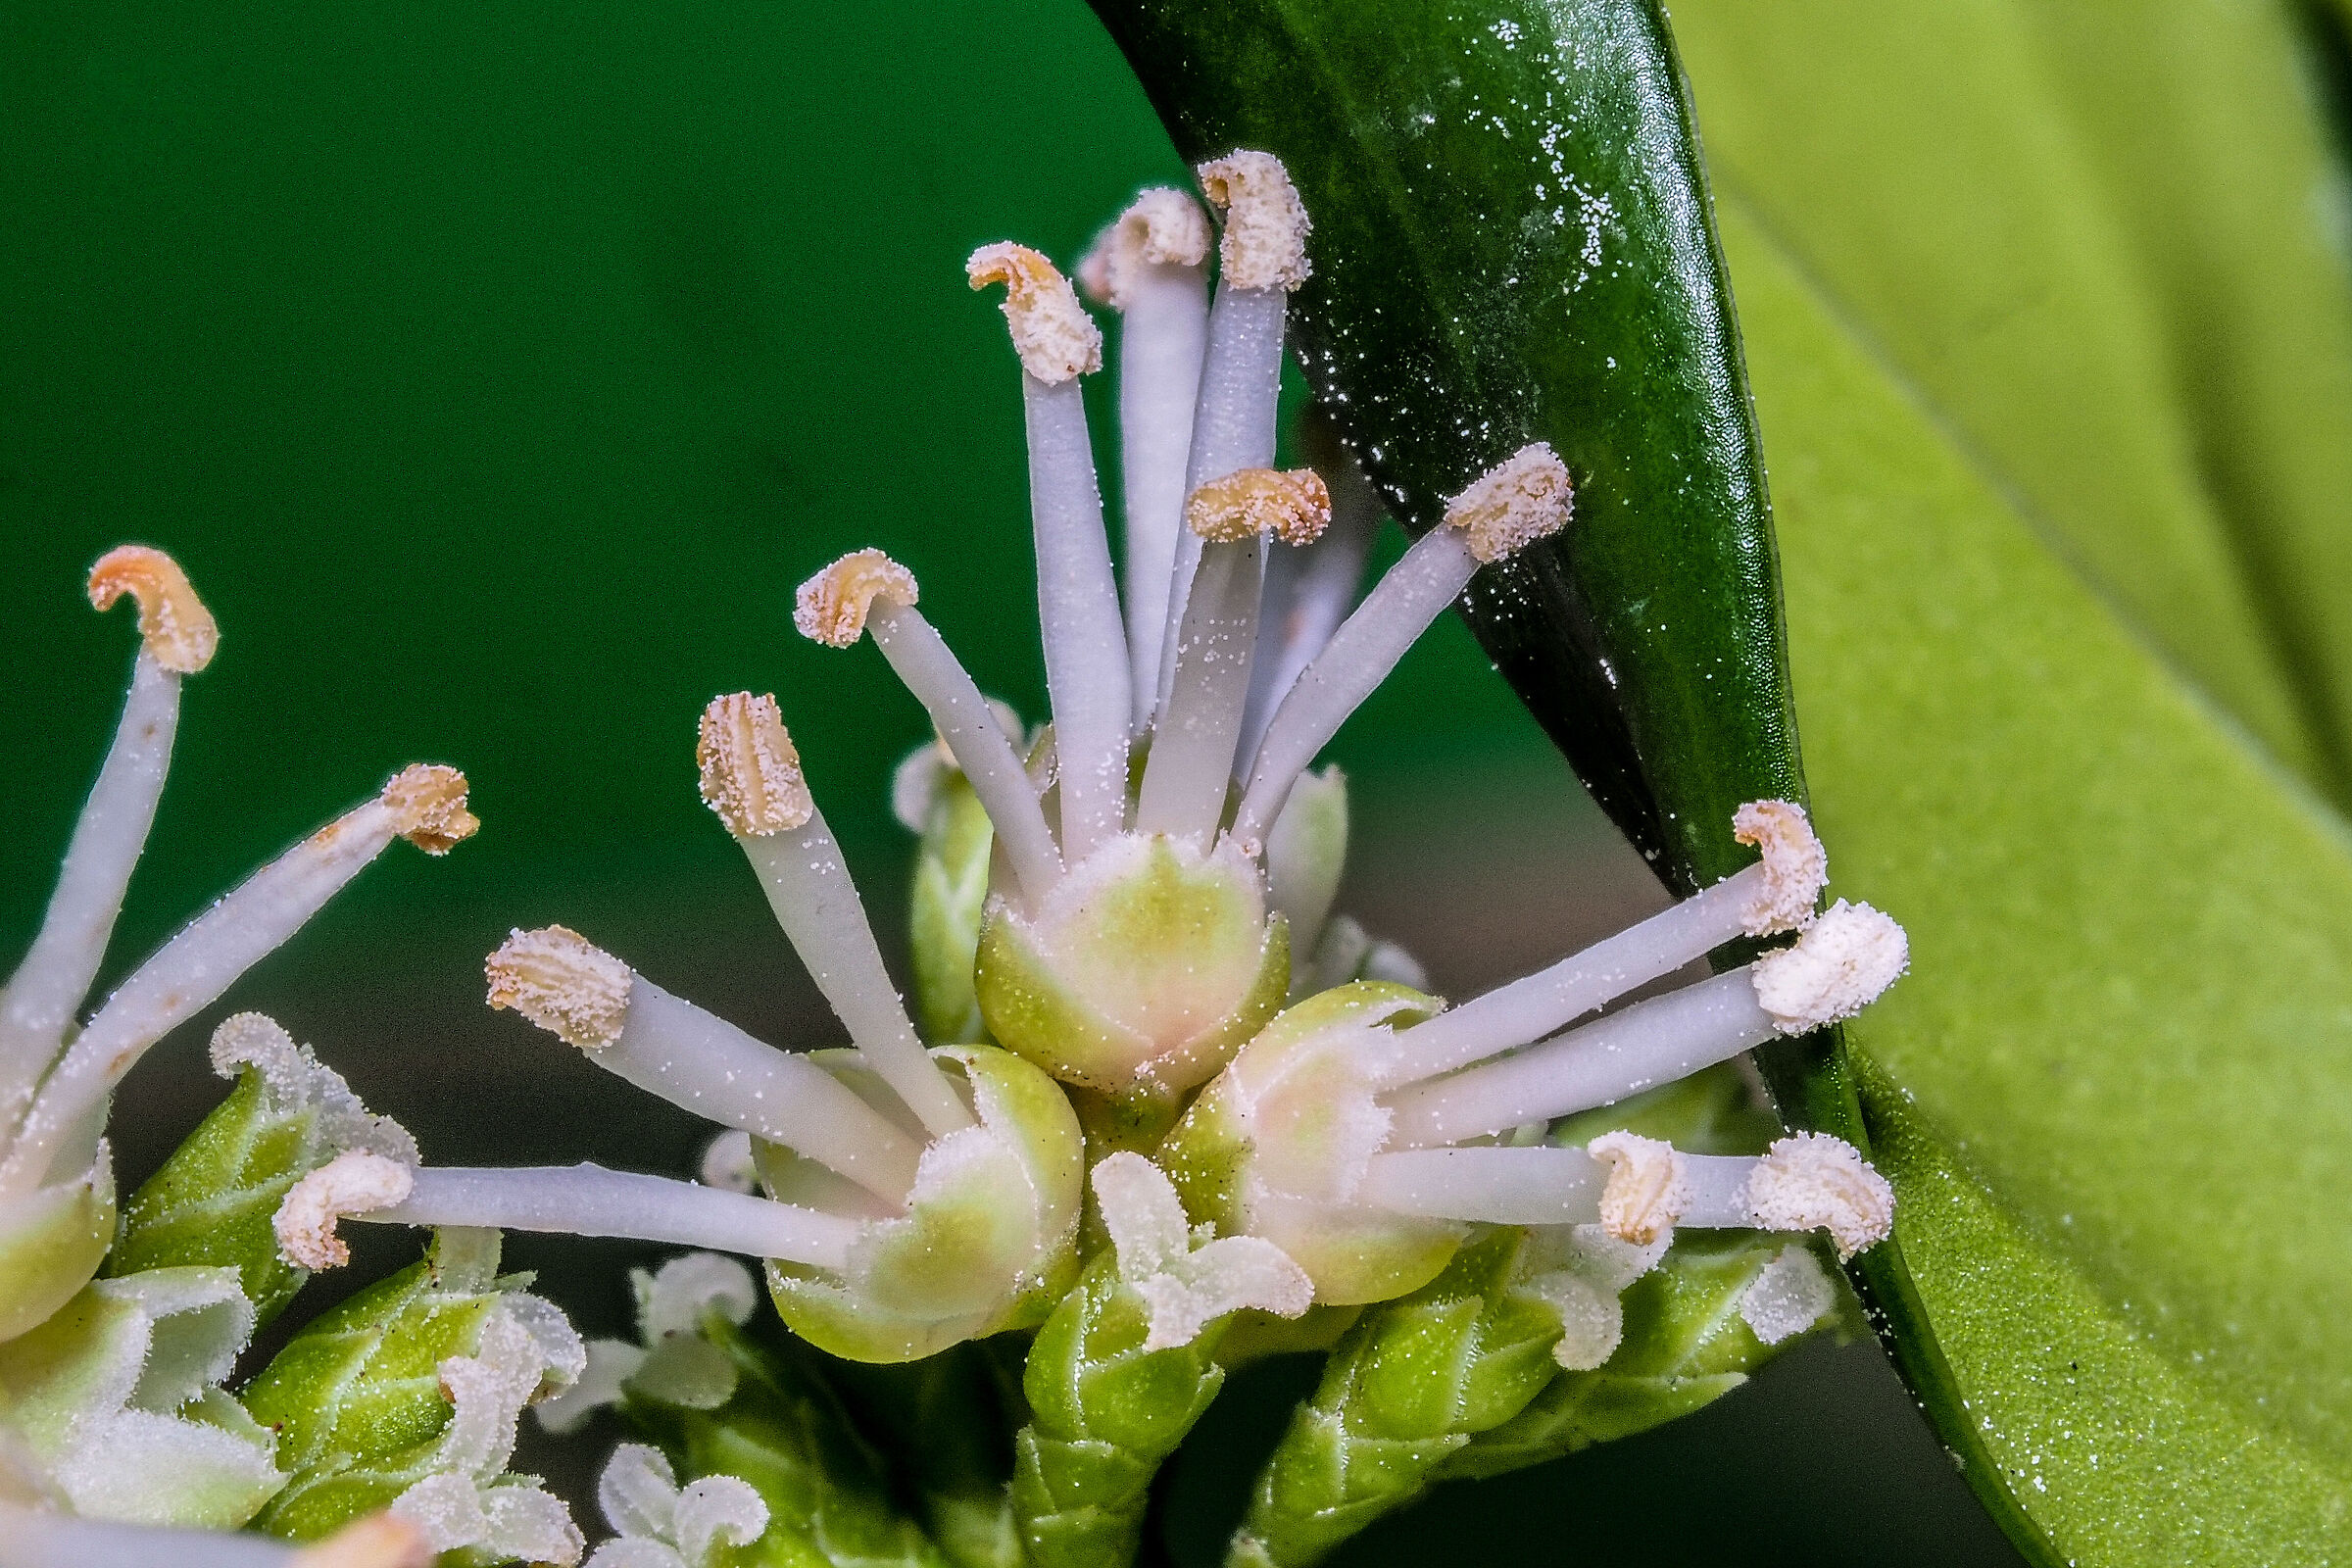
1097,0,2352,1561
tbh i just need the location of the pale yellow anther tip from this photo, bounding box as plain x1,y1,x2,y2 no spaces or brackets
1745,1132,1893,1260
274,1149,416,1270
1185,467,1332,546
486,924,634,1050
381,763,480,855
1587,1130,1690,1247
1750,900,1908,1033
795,548,919,648
1078,188,1213,309
1197,150,1312,291
86,544,219,674
292,1513,435,1568
699,691,813,837
1732,800,1827,937
1443,444,1574,564
967,241,1103,383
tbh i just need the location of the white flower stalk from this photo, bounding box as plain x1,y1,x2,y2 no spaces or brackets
1079,189,1214,727
0,1264,280,1529
585,1445,767,1568
1228,443,1572,848
1091,1152,1310,1351
1357,1127,1894,1261
486,923,925,1201
1383,899,1906,1149
380,1299,588,1566
1164,805,1906,1303
969,244,1132,861
1135,466,1331,847
0,548,474,1341
0,1508,431,1568
796,552,1062,905
274,1152,864,1272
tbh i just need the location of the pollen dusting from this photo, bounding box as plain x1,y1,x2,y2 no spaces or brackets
274,1149,416,1270
382,763,480,855
1185,467,1332,545
1744,1132,1894,1260
486,924,634,1050
698,691,813,837
795,548,919,648
967,241,1103,383
1732,799,1827,936
291,1514,435,1568
1587,1130,1690,1246
86,544,220,673
1078,187,1212,309
1750,900,1908,1032
1197,150,1311,291
1443,443,1573,563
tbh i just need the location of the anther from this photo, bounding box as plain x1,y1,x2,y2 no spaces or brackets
86,544,219,673
1197,151,1312,292
794,549,919,648
1442,443,1574,564
274,1149,416,1269
1185,467,1331,546
967,242,1104,383
381,764,480,855
486,925,634,1050
698,692,813,836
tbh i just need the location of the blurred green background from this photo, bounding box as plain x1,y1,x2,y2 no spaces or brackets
1,1,2016,1560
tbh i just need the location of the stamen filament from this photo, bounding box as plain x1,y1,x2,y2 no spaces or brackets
0,652,179,1118
735,799,975,1138
1021,371,1132,858
487,928,920,1202
1383,969,1776,1148
1136,531,1265,844
1356,1146,1813,1232
369,1163,861,1271
1240,419,1380,760
1231,526,1478,845
1,770,474,1196
864,601,1063,902
0,1507,429,1568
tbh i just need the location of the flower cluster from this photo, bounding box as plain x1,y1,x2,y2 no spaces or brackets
3,149,1909,1567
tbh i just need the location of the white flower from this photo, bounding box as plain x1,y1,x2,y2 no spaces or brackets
1091,1152,1310,1352
584,1445,766,1568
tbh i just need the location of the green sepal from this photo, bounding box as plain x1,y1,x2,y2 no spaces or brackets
1225,1229,1564,1568
911,770,997,1047
1011,1250,1230,1568
0,1154,115,1345
621,1313,952,1568
240,1230,507,1541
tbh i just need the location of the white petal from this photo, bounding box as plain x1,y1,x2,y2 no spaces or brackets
672,1474,769,1565
1091,1152,1192,1284
598,1443,680,1543
633,1253,759,1344
535,1340,647,1435
1738,1245,1838,1346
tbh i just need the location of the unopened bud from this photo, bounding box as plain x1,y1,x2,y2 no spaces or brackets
794,548,919,648
87,544,219,673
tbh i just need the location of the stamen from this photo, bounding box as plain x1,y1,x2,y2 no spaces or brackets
1,768,476,1196
1749,901,1908,1031
86,545,219,674
1241,415,1381,760
0,656,180,1117
1356,1145,1604,1226
290,1157,863,1271
487,925,923,1201
1134,526,1265,844
1083,192,1215,728
0,1507,430,1568
966,242,1103,385
1149,152,1305,723
973,247,1132,858
1229,445,1570,846
697,693,812,836
794,548,918,649
295,1516,436,1568
274,1149,416,1269
1185,468,1331,545
1372,799,1826,1086
1197,150,1312,293
1587,1131,1690,1246
797,554,1062,903
1744,1131,1893,1259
